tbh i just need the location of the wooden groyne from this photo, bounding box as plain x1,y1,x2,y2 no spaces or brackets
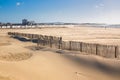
8,32,120,59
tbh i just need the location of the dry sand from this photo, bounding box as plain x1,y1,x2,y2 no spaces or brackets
7,26,120,45
0,26,120,80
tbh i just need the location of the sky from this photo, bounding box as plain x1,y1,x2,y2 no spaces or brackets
0,0,120,24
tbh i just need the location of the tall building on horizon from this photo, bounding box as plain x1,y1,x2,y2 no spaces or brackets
22,19,28,25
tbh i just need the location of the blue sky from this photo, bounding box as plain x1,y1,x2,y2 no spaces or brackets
0,0,120,24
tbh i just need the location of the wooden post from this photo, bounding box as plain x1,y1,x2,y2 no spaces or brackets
37,38,40,49
69,41,72,50
115,46,119,58
30,34,33,42
80,42,82,52
42,36,45,46
96,44,98,55
44,36,46,46
61,41,64,50
44,36,47,46
50,36,52,48
58,37,62,49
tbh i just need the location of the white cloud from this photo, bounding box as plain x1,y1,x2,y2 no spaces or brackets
99,4,104,7
95,3,104,8
16,2,21,6
95,5,99,8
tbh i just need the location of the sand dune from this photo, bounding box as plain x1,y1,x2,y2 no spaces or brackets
0,36,33,61
0,48,120,80
0,27,120,80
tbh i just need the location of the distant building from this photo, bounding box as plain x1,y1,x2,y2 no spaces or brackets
22,19,35,25
22,19,28,25
28,21,35,25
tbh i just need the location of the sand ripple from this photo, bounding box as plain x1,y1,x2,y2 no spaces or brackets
0,52,32,61
0,75,14,80
0,43,11,46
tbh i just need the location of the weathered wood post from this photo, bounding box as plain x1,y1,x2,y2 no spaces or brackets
96,44,98,55
44,36,48,46
30,34,33,42
58,37,62,49
44,35,47,46
50,36,53,48
115,46,119,58
80,42,82,52
42,36,45,46
69,41,72,50
37,38,40,49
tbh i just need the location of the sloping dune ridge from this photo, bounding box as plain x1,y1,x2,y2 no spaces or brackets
0,36,32,61
0,27,120,80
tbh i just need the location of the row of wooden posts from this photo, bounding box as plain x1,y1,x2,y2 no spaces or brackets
8,32,120,59
8,32,62,49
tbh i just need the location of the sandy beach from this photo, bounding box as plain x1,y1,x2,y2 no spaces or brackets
7,26,120,45
0,26,120,80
